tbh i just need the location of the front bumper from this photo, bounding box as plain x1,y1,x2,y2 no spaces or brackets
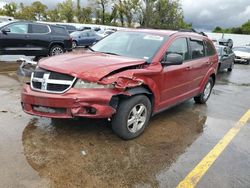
235,57,249,63
21,84,120,119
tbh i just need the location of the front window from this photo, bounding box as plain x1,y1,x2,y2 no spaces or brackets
92,31,168,61
6,23,28,34
166,38,189,61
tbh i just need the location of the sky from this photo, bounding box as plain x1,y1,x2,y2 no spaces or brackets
1,0,250,31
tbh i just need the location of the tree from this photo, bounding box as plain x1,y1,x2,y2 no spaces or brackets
213,26,223,33
150,0,186,29
16,5,36,20
241,20,250,34
58,0,75,22
78,7,93,23
30,1,48,21
116,0,125,26
122,0,139,27
0,2,18,17
93,0,110,24
47,8,61,22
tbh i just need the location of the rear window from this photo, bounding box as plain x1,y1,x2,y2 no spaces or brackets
190,39,205,59
205,41,216,56
51,26,68,35
30,24,49,34
65,25,76,30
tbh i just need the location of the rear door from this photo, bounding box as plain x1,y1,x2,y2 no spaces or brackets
0,22,28,55
78,32,89,46
187,38,209,91
25,23,51,56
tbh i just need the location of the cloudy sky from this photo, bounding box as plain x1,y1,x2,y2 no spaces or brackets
1,0,250,31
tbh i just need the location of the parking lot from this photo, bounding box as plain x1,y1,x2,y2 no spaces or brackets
0,58,249,187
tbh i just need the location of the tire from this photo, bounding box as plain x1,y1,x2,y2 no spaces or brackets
49,45,64,56
228,61,234,72
111,95,152,140
217,63,221,73
194,77,214,104
72,41,77,49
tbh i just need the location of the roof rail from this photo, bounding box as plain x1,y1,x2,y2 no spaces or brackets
178,29,207,37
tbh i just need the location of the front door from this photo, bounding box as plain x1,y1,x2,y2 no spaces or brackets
0,22,29,55
159,37,194,108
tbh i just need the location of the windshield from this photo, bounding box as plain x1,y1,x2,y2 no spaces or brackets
233,47,250,53
92,31,168,61
70,31,81,36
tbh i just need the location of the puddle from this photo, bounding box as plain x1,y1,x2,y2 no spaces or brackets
22,102,206,187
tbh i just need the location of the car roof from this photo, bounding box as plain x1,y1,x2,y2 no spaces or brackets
119,28,208,39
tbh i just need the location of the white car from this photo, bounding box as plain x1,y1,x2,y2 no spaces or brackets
97,30,115,38
232,47,250,64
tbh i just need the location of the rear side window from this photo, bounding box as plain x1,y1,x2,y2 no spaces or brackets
65,25,76,30
190,39,205,59
51,26,68,35
30,24,49,34
205,41,216,56
167,38,190,61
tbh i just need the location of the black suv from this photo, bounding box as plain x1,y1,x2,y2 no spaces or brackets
0,21,72,59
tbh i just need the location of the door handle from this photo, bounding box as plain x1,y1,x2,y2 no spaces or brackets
185,66,192,70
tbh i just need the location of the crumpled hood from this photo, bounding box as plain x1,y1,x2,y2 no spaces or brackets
38,52,146,81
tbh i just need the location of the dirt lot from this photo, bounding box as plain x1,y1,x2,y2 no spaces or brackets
0,60,249,188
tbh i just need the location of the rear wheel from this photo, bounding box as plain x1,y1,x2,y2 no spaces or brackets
72,41,77,49
194,77,214,104
50,45,64,56
111,95,152,140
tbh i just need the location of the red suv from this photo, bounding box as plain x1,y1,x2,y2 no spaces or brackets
21,29,218,140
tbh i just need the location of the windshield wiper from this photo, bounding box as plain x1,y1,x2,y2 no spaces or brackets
100,51,120,56
88,46,95,52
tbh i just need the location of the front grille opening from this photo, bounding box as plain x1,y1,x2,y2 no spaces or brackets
47,84,70,92
32,81,42,89
49,72,74,81
33,71,44,78
32,105,66,114
31,68,75,93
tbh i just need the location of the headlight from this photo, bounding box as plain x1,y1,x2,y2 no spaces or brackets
74,79,114,89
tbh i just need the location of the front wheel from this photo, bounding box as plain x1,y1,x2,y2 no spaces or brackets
194,77,214,104
111,95,152,140
228,61,234,72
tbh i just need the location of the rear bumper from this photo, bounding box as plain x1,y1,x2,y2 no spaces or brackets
21,84,120,119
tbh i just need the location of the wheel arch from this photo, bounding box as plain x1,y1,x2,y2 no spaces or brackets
49,42,65,51
109,85,155,113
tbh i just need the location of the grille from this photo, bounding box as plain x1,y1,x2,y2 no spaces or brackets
31,68,76,93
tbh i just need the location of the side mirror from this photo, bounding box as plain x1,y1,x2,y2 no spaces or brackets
162,53,183,66
2,27,10,34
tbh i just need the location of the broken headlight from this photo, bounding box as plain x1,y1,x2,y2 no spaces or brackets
74,79,115,89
